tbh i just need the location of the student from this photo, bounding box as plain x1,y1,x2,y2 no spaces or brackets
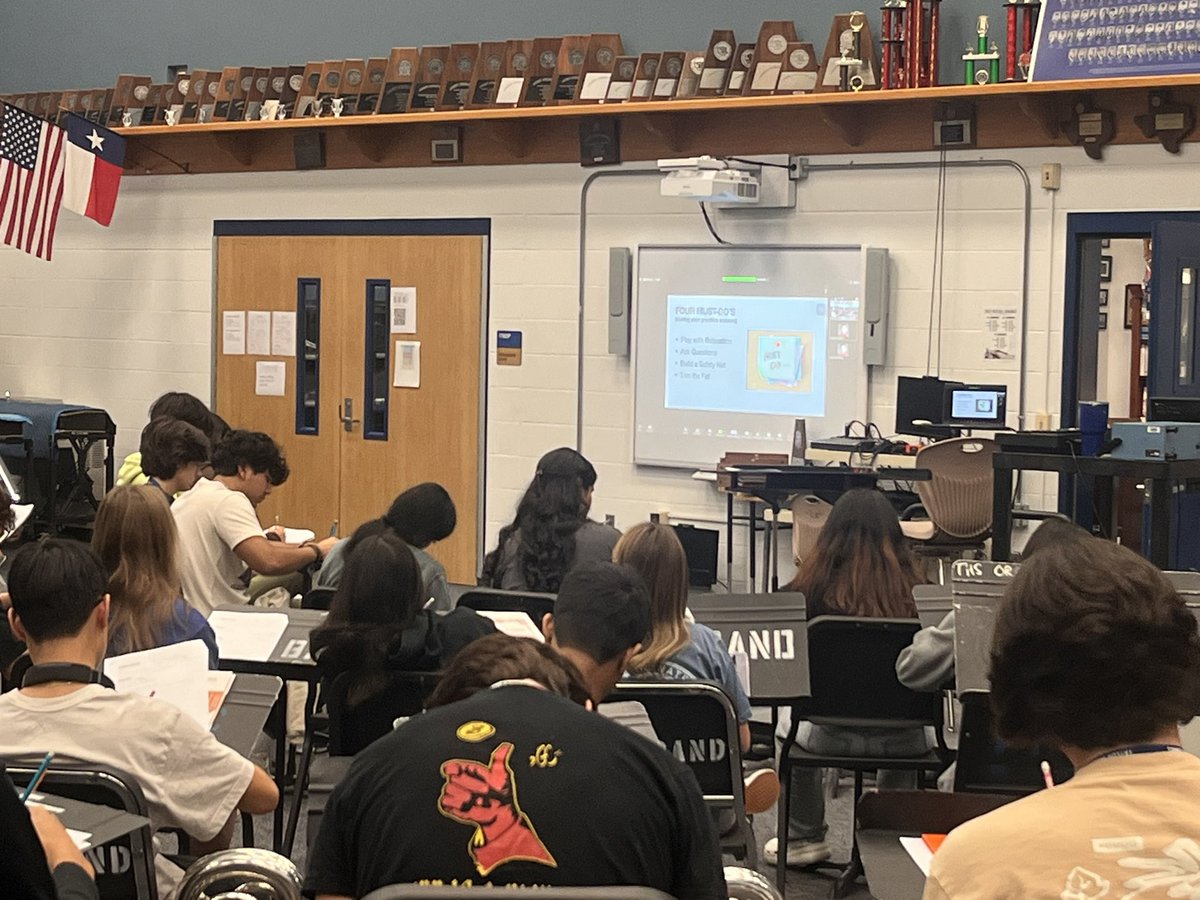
171,430,337,614
768,488,929,868
0,481,13,591
304,633,726,900
479,447,619,593
924,539,1200,899
0,540,278,896
314,482,457,610
116,391,214,487
309,531,494,706
93,485,219,667
138,416,211,503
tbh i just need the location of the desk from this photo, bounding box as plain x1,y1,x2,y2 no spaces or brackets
212,673,283,759
24,789,150,851
992,451,1200,568
914,584,952,628
856,829,928,900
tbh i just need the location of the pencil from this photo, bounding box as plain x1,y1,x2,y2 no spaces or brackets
20,752,54,804
1040,760,1054,790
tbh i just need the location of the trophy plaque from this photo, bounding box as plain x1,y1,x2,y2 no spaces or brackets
336,59,366,115
211,66,238,120
816,12,880,92
198,72,221,123
630,53,662,101
377,47,419,114
163,73,188,124
242,68,269,121
437,43,480,110
60,91,82,119
605,55,638,101
77,91,95,122
495,39,534,106
293,62,324,118
674,51,707,99
520,37,563,106
409,46,449,110
41,93,62,121
550,34,590,103
653,52,686,99
465,41,507,108
181,71,208,123
229,66,257,119
137,84,165,125
97,89,115,125
697,30,737,96
726,43,755,93
314,60,346,117
742,20,799,95
357,57,387,114
575,33,623,103
777,42,820,93
276,66,305,119
108,75,150,127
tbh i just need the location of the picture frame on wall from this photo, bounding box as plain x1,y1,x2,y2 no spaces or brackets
1098,312,1108,330
1100,255,1113,282
1099,288,1109,306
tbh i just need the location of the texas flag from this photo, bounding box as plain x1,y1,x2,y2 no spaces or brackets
61,113,125,226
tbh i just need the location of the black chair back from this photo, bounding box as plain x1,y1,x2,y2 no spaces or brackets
327,670,441,756
456,588,555,624
953,693,1073,794
301,586,337,611
803,616,939,727
5,756,157,900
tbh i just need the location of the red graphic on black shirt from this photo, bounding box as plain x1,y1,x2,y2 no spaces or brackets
439,741,557,876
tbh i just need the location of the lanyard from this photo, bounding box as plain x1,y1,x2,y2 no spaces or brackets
1095,743,1184,763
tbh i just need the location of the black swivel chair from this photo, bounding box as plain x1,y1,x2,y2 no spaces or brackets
776,616,948,897
456,588,555,625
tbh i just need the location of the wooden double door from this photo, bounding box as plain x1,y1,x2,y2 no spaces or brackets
214,231,486,582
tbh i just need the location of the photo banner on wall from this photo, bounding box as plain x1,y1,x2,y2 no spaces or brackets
1030,0,1200,82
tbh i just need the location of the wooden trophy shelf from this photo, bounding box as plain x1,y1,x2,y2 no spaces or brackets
116,74,1200,176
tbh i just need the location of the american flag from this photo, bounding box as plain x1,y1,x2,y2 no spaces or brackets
0,103,67,261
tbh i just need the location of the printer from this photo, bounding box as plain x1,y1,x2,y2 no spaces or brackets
1111,422,1200,461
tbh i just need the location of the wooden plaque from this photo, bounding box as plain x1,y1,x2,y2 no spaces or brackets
674,50,707,99
181,71,207,123
59,90,83,118
228,66,255,120
726,43,755,94
277,65,305,119
377,47,419,114
108,75,151,126
199,72,221,123
357,57,387,114
520,37,562,106
494,39,534,106
337,59,366,115
743,20,799,95
816,13,879,92
293,62,324,118
314,60,345,117
409,46,449,110
77,91,95,121
465,41,507,108
777,42,820,93
41,93,62,121
697,30,736,96
162,73,188,123
97,89,115,125
653,51,686,99
629,52,662,102
575,33,623,103
437,43,480,110
549,34,590,104
136,83,165,124
242,68,269,121
211,66,239,120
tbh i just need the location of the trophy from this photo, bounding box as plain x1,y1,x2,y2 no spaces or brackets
697,30,737,96
653,51,686,99
199,73,220,123
438,43,480,110
674,51,707,98
242,68,269,121
495,39,534,106
137,83,166,125
881,0,943,87
605,55,638,101
575,33,623,102
181,70,208,123
212,66,239,120
816,11,880,92
1004,0,1040,81
630,53,662,101
314,60,346,117
550,34,591,103
98,89,115,125
276,65,305,119
742,20,800,95
293,62,324,118
229,66,256,119
377,48,419,113
777,43,821,93
465,42,507,107
726,43,756,93
338,59,367,115
108,75,150,127
410,46,449,110
520,37,563,106
358,57,388,113
962,15,1001,84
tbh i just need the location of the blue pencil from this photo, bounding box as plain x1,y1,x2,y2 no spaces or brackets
20,752,54,804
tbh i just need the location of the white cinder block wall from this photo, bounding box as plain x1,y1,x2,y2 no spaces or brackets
1,142,1197,587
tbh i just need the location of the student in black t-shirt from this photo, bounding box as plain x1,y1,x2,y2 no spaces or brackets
304,634,726,900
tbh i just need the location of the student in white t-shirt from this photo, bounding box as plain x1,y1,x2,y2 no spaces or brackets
171,430,338,614
926,539,1200,900
0,539,279,896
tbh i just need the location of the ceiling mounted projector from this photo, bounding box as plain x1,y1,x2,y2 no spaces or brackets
658,156,761,204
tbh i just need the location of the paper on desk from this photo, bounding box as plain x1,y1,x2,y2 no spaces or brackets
207,670,236,728
208,610,288,662
263,527,316,544
67,828,92,850
479,610,544,642
900,836,934,876
104,640,209,729
0,503,33,544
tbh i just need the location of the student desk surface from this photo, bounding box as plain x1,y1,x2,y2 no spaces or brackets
856,828,928,900
212,604,326,683
23,789,150,851
211,673,283,759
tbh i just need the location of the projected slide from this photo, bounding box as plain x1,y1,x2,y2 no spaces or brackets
665,295,828,416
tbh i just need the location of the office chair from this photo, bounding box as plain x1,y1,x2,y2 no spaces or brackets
901,437,999,559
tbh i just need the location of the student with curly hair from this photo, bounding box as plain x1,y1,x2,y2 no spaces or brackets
925,539,1200,899
479,448,619,593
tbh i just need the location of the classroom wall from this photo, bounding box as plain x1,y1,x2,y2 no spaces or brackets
2,143,1198,587
1094,238,1144,420
0,1,974,93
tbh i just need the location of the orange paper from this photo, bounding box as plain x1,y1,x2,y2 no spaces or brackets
922,833,947,853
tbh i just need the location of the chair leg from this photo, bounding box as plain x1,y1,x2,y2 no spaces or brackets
282,727,316,858
832,844,864,899
775,756,792,895
241,811,255,848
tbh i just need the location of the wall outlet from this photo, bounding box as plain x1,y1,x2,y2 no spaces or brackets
1040,163,1062,190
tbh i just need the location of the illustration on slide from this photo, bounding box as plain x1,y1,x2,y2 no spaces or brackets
746,331,814,393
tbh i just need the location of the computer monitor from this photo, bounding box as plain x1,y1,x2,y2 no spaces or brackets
895,376,961,438
942,383,1008,429
671,523,719,589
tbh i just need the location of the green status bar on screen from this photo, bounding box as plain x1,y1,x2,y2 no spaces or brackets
722,275,761,283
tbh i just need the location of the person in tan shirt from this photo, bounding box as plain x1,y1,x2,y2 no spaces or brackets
925,539,1200,900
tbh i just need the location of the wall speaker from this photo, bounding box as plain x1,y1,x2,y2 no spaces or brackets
579,118,620,167
293,131,326,170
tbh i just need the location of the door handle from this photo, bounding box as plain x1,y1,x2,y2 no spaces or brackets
341,398,360,433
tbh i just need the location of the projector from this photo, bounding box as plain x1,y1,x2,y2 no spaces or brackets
658,156,760,204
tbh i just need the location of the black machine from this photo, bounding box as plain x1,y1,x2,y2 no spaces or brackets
672,523,720,589
895,376,962,438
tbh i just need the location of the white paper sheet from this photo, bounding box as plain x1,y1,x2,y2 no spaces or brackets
255,361,286,396
207,610,289,662
271,310,297,356
103,640,210,728
578,72,611,100
393,340,420,388
67,828,92,850
0,503,33,544
222,311,246,355
479,610,545,642
389,286,417,334
899,836,934,876
246,311,271,355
